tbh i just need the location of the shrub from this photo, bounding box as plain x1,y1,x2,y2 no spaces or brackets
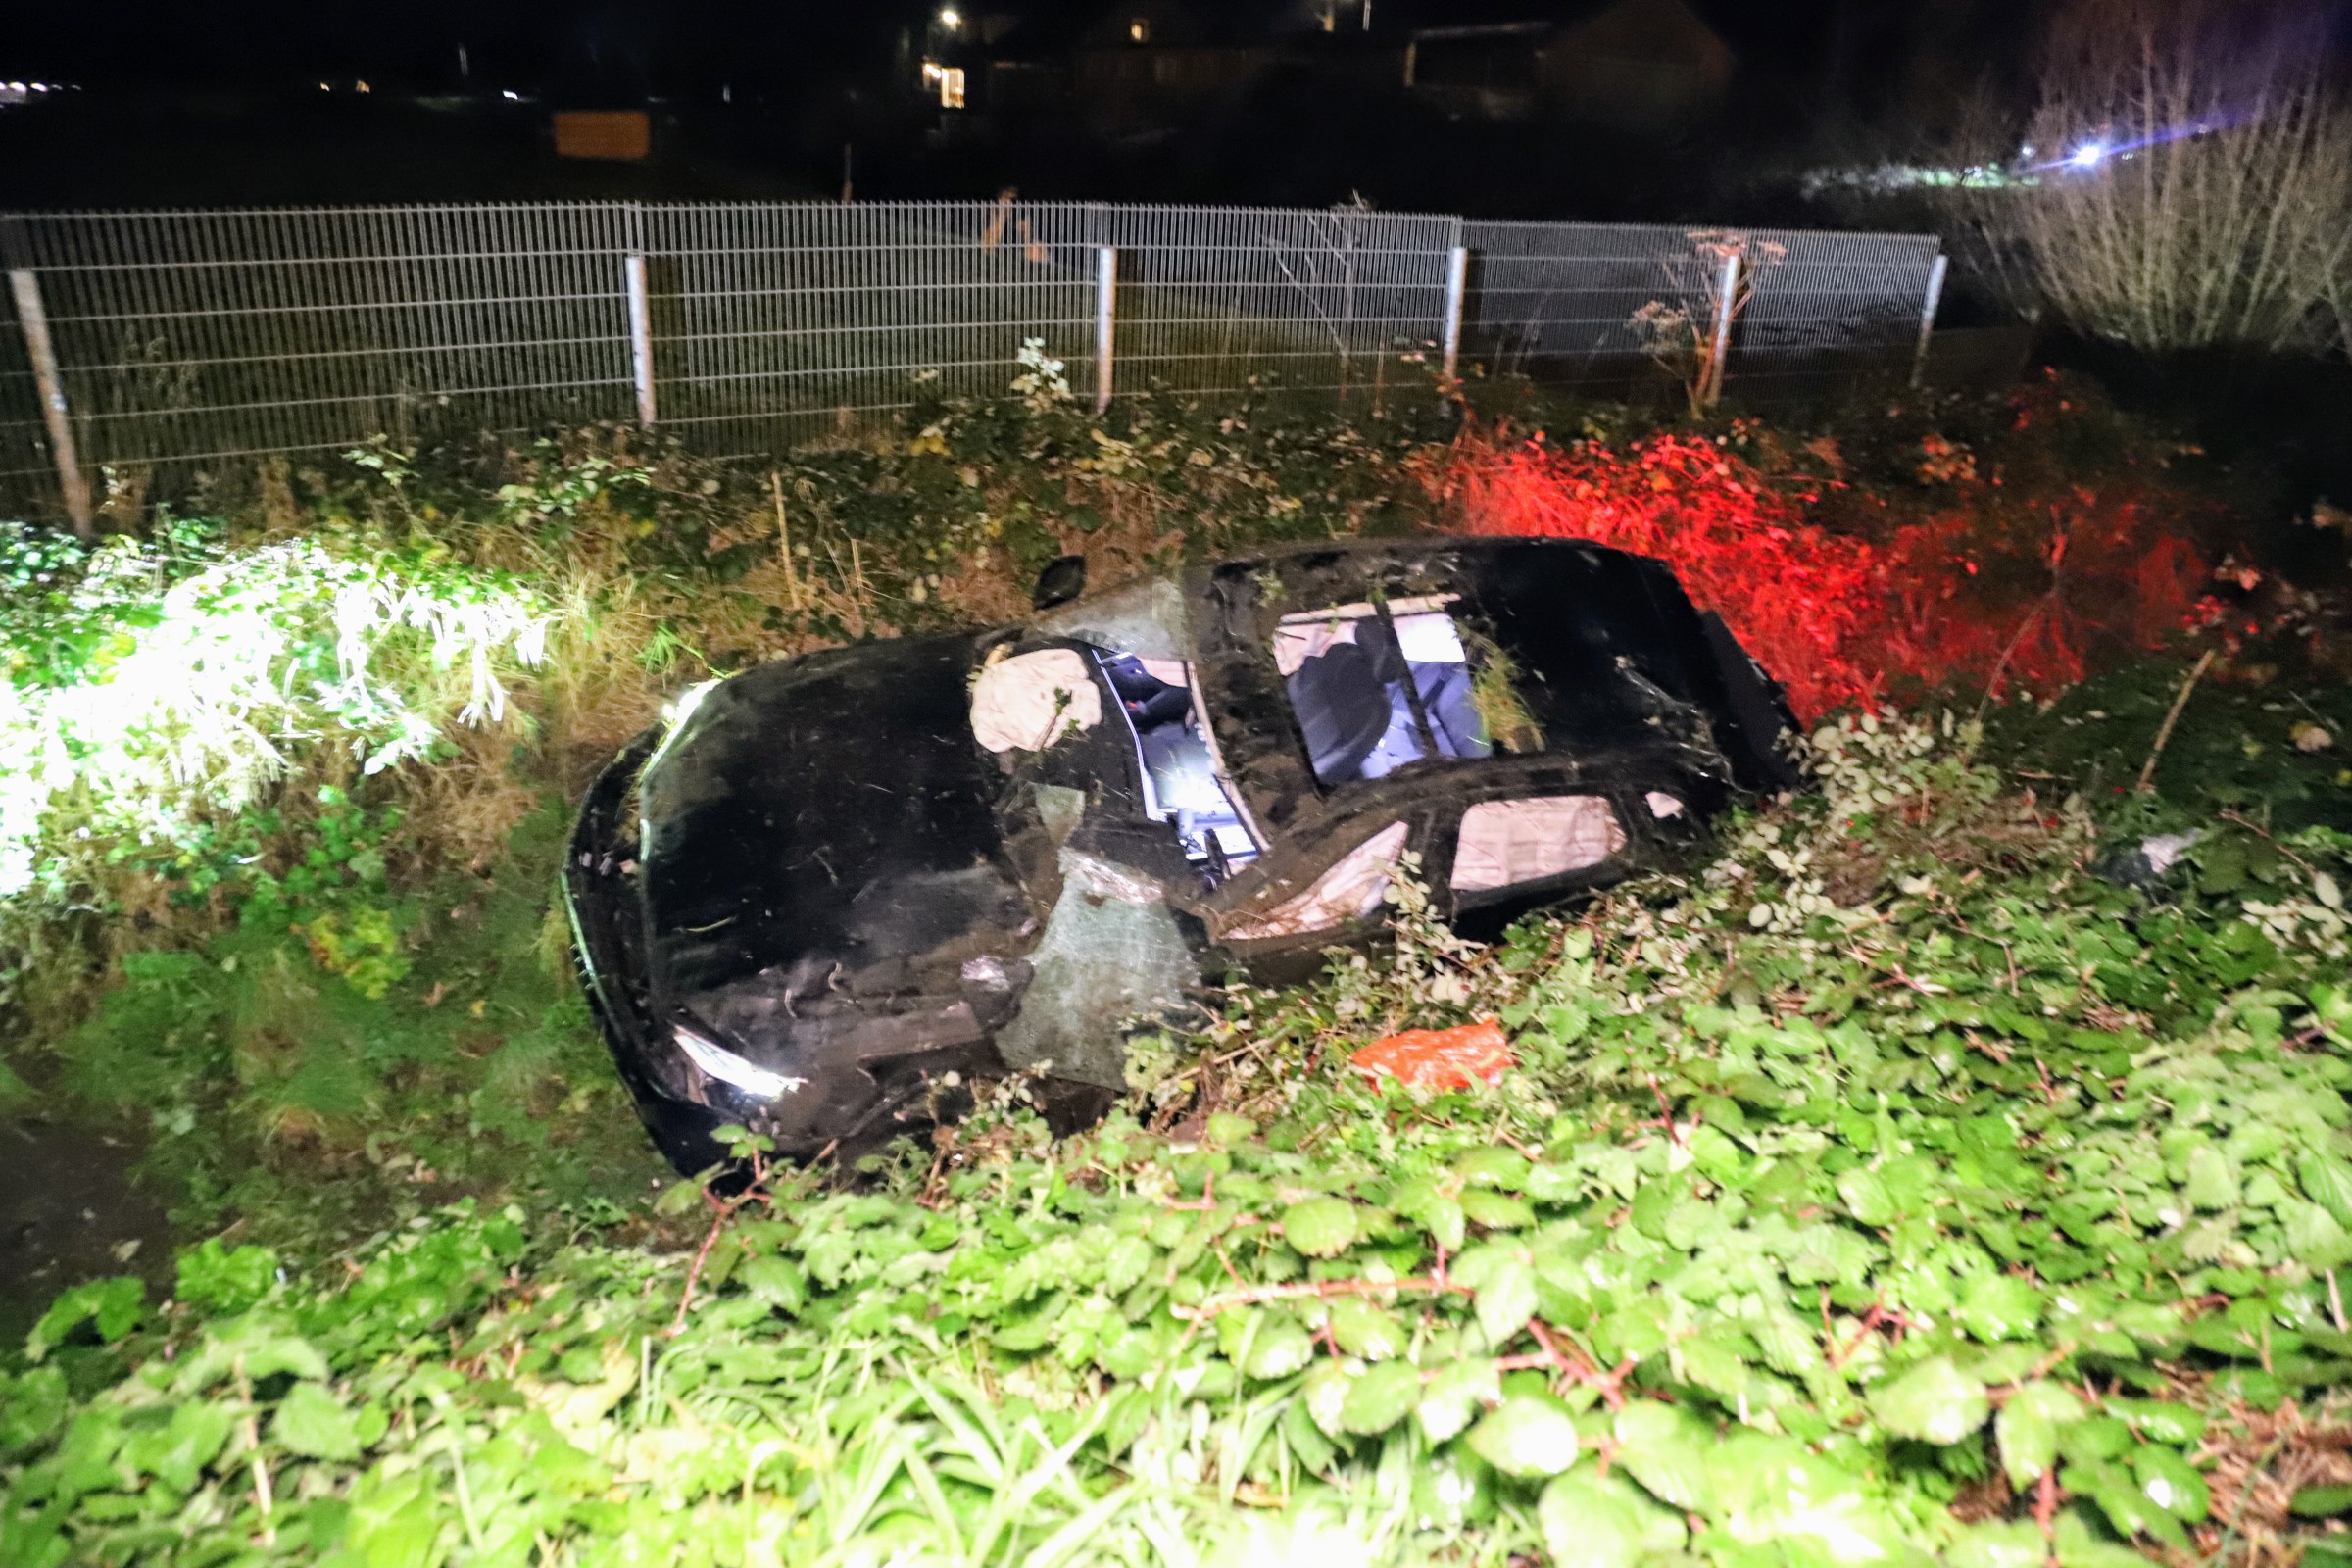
1951,0,2352,355
1439,396,2213,718
0,520,548,914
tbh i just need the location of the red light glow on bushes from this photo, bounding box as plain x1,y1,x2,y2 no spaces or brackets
1442,429,2209,722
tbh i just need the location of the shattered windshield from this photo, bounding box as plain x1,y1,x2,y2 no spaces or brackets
1274,596,1496,787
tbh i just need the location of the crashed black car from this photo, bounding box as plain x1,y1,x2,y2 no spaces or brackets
565,537,1796,1174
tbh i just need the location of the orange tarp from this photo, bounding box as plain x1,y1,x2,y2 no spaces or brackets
1348,1018,1514,1090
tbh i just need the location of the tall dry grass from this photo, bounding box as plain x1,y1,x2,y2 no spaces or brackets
1992,0,2352,354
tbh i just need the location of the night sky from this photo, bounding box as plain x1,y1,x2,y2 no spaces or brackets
0,0,2142,213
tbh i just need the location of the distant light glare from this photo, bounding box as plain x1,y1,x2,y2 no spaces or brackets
2069,141,2108,169
938,7,962,28
501,89,519,100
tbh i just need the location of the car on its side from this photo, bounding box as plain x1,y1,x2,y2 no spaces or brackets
564,536,1796,1175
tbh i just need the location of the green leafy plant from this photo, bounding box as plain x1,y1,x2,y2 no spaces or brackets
7,715,2351,1566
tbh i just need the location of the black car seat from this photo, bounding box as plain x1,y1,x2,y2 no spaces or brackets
1287,617,1410,784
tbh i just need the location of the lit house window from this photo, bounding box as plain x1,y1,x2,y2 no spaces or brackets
1129,18,1150,41
939,67,966,108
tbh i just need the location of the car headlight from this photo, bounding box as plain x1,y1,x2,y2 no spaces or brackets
673,1021,808,1100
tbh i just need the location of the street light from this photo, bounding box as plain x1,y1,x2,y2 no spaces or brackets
938,7,962,29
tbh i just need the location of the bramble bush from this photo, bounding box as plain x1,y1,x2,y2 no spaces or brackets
1444,376,2219,719
5,356,2349,1565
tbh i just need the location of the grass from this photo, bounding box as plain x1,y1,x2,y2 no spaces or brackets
49,801,669,1254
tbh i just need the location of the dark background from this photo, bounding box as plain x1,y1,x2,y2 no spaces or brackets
0,0,2059,219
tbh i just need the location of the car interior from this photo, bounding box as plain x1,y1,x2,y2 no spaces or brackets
1274,597,1494,787
1093,650,1261,872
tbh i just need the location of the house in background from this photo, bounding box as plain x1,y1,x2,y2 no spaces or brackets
1404,0,1736,132
1067,1,1278,135
974,0,1735,148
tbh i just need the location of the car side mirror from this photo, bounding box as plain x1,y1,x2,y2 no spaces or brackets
1031,555,1087,611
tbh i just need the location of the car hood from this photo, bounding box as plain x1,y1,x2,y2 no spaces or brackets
636,633,1036,1015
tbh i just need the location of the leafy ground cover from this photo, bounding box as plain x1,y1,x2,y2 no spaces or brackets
8,716,2352,1567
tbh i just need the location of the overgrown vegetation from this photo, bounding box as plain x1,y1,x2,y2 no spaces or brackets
2,357,2347,1566
1444,374,2229,719
9,716,2352,1567
0,376,1452,1263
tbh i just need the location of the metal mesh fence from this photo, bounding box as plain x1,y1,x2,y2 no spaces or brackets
1101,205,1460,404
0,205,638,487
1459,219,1941,400
1734,227,1946,397
0,202,1940,512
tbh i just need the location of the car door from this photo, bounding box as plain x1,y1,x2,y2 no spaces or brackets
1438,788,1651,938
1203,809,1433,982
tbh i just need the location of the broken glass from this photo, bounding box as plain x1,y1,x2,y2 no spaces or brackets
1094,650,1260,869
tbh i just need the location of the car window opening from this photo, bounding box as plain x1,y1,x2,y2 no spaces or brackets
1223,819,1409,942
1275,597,1494,787
1096,651,1261,871
1451,795,1627,894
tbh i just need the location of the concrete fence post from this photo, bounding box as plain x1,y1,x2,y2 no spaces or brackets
1094,246,1117,416
1440,244,1469,390
8,270,93,537
1703,248,1742,409
1911,254,1950,389
623,252,657,426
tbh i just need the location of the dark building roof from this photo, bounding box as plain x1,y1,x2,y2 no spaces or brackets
990,0,1748,55
989,0,1269,58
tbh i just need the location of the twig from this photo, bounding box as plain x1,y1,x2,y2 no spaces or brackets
1171,1273,1475,1322
2219,808,2323,879
1162,1173,1221,1212
1643,1073,1685,1146
668,1154,771,1338
666,1200,734,1338
2136,649,2218,794
1826,1299,1922,1369
768,469,801,610
1973,592,2056,727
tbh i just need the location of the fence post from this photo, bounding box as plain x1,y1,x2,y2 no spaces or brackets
1440,245,1469,391
1703,249,1742,409
1910,254,1949,389
623,252,657,426
7,269,92,538
1094,246,1117,416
